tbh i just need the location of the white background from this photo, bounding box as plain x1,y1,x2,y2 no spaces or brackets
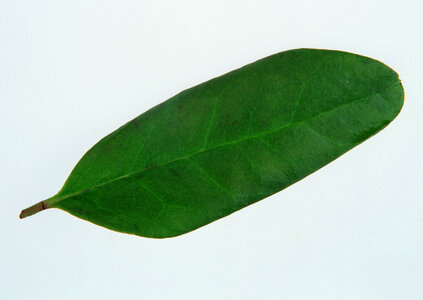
1,0,422,299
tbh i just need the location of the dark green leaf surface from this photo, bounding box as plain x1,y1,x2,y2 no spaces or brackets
20,49,404,238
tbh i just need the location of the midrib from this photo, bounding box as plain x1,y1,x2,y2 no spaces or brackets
46,81,400,207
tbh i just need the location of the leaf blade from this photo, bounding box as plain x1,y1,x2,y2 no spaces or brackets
21,48,404,238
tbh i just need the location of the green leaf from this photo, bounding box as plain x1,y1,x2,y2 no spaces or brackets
20,49,404,238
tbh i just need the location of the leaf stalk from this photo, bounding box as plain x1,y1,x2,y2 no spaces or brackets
19,201,47,219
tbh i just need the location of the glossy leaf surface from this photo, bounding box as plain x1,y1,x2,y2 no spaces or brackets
20,49,404,238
